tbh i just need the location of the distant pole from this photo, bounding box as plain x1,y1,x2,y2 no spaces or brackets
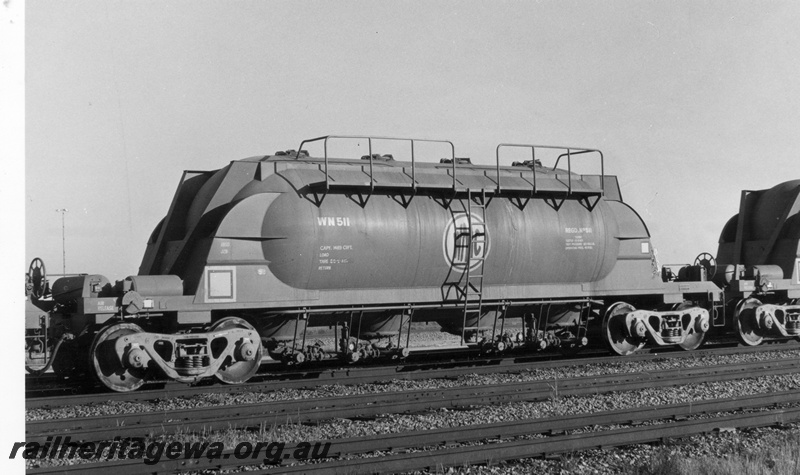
55,208,68,275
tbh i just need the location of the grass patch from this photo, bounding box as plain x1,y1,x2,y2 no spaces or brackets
629,432,800,475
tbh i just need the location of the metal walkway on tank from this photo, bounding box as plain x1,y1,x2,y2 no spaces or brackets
295,135,607,199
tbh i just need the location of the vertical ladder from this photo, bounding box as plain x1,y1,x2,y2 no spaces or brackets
460,189,488,345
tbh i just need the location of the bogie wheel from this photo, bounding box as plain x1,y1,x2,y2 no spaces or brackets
91,322,147,392
735,298,764,346
27,258,47,299
24,339,48,375
603,302,644,356
211,317,262,385
792,300,800,343
674,301,706,351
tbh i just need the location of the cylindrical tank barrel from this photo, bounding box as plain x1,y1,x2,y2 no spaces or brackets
257,193,620,290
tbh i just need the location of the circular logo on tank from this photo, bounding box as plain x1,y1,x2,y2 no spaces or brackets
443,212,489,271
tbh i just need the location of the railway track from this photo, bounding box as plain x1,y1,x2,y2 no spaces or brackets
26,352,800,445
26,386,800,473
276,396,800,475
25,341,781,409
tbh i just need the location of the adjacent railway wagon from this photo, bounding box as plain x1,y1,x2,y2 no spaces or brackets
24,136,800,391
712,180,800,345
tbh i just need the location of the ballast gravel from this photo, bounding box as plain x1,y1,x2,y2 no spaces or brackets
26,348,800,421
25,350,800,472
206,373,800,443
397,423,800,474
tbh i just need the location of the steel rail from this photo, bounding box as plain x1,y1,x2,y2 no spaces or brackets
272,399,800,474
25,348,605,407
26,341,793,409
26,357,800,444
25,389,800,474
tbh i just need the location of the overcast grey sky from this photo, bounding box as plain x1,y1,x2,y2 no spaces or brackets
24,0,800,279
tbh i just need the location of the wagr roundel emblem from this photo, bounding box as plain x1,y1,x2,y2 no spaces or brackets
442,212,489,272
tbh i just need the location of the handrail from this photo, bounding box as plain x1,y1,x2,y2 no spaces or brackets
297,135,456,192
496,143,604,196
553,149,604,195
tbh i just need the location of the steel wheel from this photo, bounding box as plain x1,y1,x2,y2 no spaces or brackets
91,322,147,392
24,341,48,374
735,298,763,346
603,302,644,356
792,299,800,343
675,301,706,351
211,317,262,384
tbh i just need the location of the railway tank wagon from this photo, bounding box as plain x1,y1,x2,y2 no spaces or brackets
712,180,800,345
25,135,722,391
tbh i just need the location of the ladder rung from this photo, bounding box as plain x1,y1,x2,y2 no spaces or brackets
460,190,487,310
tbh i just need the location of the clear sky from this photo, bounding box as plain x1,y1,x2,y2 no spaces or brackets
23,1,800,278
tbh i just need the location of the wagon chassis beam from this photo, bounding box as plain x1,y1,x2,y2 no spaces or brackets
271,298,603,316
